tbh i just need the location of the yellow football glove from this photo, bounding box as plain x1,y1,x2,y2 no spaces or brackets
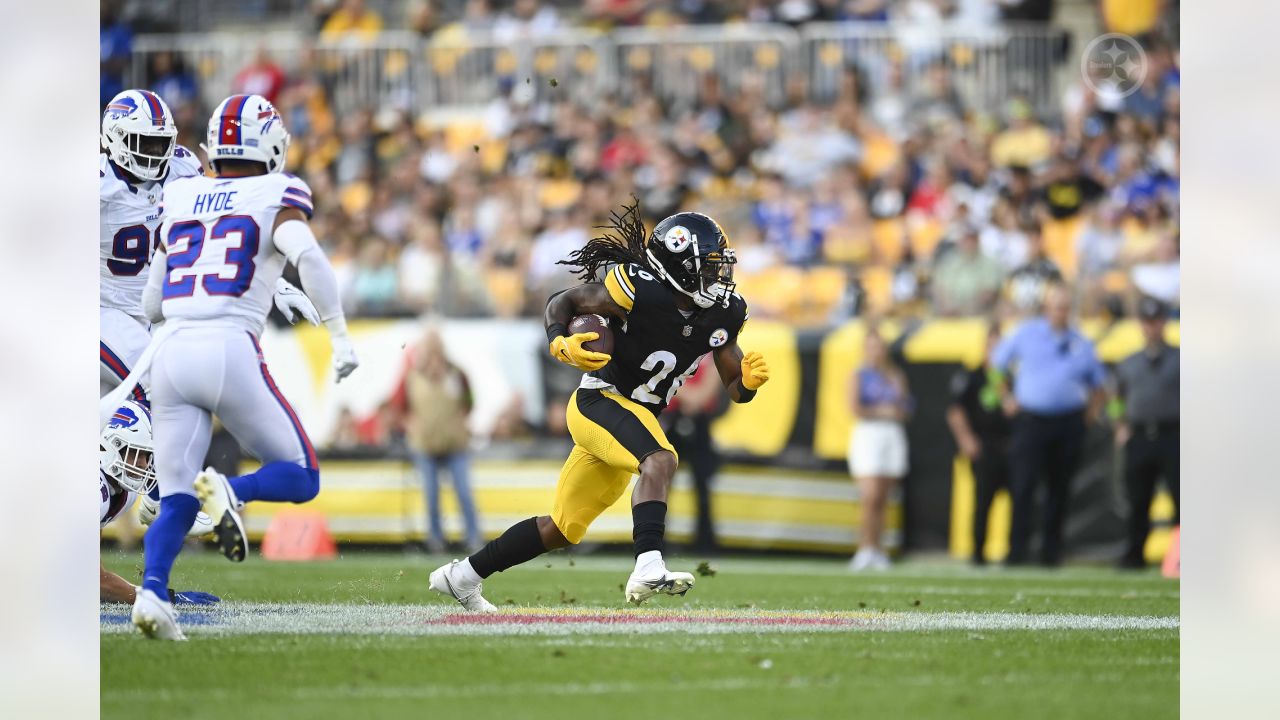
740,350,770,391
549,333,612,372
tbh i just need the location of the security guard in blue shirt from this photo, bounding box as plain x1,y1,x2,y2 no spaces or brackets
992,285,1105,566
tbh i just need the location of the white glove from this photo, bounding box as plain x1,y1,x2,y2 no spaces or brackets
331,333,359,383
273,278,320,326
138,496,216,537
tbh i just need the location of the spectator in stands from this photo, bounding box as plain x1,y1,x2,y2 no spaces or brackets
993,284,1105,566
403,327,483,553
100,0,132,107
991,98,1052,169
932,225,1004,316
150,51,201,115
1039,154,1106,221
663,356,728,554
327,407,362,451
320,0,384,39
1131,233,1179,310
980,198,1030,272
1076,202,1127,315
494,0,561,41
234,46,287,104
848,327,912,571
350,237,400,315
1005,222,1063,316
1111,296,1179,569
527,208,588,300
947,322,1013,566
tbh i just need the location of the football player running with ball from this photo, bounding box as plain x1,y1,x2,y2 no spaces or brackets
430,203,770,609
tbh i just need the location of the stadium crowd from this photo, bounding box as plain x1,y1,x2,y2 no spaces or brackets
103,0,1179,325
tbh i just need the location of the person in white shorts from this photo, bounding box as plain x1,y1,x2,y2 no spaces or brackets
130,93,358,641
847,327,911,571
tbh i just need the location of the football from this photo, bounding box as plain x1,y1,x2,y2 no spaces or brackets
569,313,614,355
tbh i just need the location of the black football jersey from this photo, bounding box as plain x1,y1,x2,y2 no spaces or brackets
591,263,748,415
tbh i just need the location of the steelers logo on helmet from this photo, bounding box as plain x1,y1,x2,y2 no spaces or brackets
709,328,729,348
663,225,693,253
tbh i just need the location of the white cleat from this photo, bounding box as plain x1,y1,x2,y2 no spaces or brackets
138,496,216,537
625,567,695,606
429,560,497,612
193,467,247,562
132,589,187,641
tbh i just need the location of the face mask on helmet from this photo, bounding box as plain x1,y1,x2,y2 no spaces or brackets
671,248,737,309
101,435,157,495
125,132,175,179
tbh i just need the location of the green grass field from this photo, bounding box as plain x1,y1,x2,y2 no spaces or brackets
101,548,1178,720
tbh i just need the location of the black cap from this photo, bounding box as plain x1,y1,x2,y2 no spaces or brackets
1137,296,1168,321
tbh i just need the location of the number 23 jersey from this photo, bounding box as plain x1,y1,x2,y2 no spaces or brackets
157,172,314,334
585,263,748,415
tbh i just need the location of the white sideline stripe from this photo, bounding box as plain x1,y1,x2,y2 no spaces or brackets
100,603,1179,637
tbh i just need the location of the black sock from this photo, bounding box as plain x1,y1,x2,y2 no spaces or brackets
467,517,546,579
632,501,667,557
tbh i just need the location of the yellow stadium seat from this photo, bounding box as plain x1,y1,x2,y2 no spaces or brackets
823,224,872,264
444,121,489,155
1042,215,1085,279
485,267,525,317
908,216,945,258
860,134,901,180
737,266,804,319
339,181,372,215
860,266,894,313
795,266,847,325
1102,269,1131,294
537,179,583,211
872,219,907,266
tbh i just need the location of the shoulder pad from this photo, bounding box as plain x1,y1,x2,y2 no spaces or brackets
167,145,206,179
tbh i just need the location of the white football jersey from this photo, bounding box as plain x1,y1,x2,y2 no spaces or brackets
157,172,314,335
100,147,204,318
100,471,137,529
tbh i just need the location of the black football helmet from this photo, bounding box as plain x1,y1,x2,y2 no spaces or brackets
644,212,737,309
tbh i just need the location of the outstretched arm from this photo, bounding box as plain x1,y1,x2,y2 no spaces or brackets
712,341,770,403
273,207,358,381
101,561,137,604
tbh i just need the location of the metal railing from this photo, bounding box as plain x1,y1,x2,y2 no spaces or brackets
126,23,1067,118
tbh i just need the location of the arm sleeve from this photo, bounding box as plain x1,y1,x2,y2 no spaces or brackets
142,248,167,323
275,219,346,329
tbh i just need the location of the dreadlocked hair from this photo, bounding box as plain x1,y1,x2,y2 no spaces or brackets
558,199,649,282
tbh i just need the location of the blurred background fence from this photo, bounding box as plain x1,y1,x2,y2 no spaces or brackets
129,23,1067,117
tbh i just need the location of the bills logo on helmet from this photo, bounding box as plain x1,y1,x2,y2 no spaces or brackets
109,406,142,428
259,107,281,134
664,225,693,253
709,328,728,348
106,97,139,120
